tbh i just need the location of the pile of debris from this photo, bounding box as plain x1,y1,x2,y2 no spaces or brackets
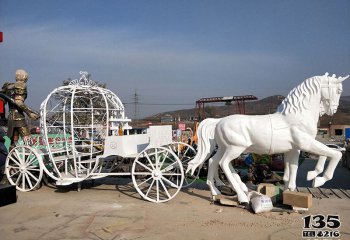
216,183,312,214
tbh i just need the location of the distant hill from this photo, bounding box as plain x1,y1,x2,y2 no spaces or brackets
144,95,350,127
319,95,350,126
340,95,350,102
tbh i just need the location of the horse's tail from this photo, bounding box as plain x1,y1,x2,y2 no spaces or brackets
186,118,220,175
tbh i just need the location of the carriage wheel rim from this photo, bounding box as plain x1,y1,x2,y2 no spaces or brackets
131,147,184,203
5,146,43,192
167,142,198,188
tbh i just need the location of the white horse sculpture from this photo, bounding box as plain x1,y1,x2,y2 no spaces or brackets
187,73,348,203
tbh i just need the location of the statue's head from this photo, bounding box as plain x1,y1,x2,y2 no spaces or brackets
319,73,349,116
15,69,29,83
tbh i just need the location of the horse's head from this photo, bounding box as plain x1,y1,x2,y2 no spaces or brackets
319,73,349,116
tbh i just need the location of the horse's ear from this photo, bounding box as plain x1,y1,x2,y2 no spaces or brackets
336,75,349,83
324,72,329,76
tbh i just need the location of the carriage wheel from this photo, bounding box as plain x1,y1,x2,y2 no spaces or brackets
5,146,43,192
131,147,184,203
167,142,199,187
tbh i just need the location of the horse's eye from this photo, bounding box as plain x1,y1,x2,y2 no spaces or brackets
338,90,342,94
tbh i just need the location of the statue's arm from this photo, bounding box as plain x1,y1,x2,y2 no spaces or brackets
0,92,40,120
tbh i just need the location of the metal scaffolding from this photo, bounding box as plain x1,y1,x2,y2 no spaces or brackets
196,95,258,120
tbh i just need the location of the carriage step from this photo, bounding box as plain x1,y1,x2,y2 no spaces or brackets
56,179,75,186
56,172,87,186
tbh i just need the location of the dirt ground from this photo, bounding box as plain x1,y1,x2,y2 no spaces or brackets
0,179,349,240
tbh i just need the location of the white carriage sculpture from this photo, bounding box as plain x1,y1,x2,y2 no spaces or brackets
5,72,198,203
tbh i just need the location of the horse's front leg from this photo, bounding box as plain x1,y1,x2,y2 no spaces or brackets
295,135,342,188
284,149,300,191
307,155,327,181
314,152,342,188
283,153,290,190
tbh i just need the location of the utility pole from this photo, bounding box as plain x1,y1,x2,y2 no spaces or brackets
133,90,139,122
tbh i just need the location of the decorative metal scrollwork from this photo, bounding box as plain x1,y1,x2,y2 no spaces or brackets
69,71,97,87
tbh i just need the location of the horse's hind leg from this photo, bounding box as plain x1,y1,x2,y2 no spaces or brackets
207,150,224,197
211,158,225,187
211,159,247,192
307,156,327,181
229,163,248,192
219,146,248,203
212,161,248,192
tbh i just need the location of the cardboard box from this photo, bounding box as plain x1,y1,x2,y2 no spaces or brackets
257,183,283,203
283,191,312,208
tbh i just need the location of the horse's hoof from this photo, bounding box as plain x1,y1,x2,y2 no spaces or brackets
238,194,249,204
313,177,326,188
241,202,250,209
307,171,318,181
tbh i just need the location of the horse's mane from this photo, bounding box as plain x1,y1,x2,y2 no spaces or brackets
277,76,322,114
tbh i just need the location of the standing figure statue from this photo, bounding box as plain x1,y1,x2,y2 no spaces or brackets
1,69,40,148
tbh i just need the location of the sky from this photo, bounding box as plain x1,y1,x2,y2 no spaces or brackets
0,0,349,118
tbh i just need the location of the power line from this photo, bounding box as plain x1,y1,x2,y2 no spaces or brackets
123,103,194,106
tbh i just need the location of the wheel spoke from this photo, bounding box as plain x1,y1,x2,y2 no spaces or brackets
24,151,31,164
156,180,160,202
26,154,37,166
176,170,179,186
25,173,34,189
27,170,39,182
184,177,189,185
137,176,153,187
144,152,155,170
8,166,20,169
145,179,155,197
9,170,20,178
135,160,153,172
161,161,178,172
159,178,171,199
161,176,179,188
162,173,182,176
181,158,192,164
173,142,178,153
133,172,153,176
15,173,22,185
22,147,28,164
13,149,22,162
27,166,41,171
9,155,21,167
181,147,190,161
159,151,169,169
155,148,159,167
22,173,26,190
